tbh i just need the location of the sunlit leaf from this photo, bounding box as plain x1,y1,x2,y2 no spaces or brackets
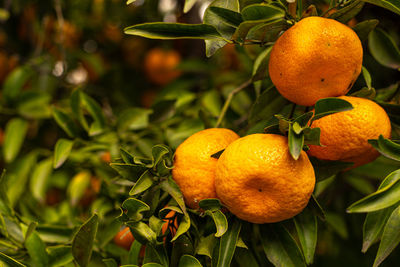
3,118,28,163
53,139,74,168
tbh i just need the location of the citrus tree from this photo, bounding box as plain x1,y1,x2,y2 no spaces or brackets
0,0,400,266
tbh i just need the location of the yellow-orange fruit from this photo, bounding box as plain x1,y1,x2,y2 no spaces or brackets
268,16,363,106
216,134,315,224
144,48,181,85
172,128,240,209
307,96,391,167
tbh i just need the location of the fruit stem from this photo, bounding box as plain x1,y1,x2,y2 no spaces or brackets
288,0,297,19
215,79,252,128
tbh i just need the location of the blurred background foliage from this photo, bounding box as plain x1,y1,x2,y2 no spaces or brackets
0,0,399,266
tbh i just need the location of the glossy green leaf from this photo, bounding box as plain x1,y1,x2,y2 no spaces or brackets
361,0,400,15
199,199,223,211
241,4,285,21
160,178,188,216
196,234,217,258
110,163,147,181
369,135,400,161
329,0,364,23
121,198,150,222
179,255,203,267
246,19,287,43
124,23,222,40
53,139,74,168
204,210,228,237
171,213,191,242
30,158,53,203
369,28,400,70
352,19,379,41
294,209,318,265
260,223,306,267
72,214,99,267
347,169,400,213
80,91,106,136
373,205,400,267
311,97,353,122
362,207,395,252
303,127,322,146
2,66,32,101
215,218,241,267
288,123,304,160
0,252,26,266
208,7,243,27
3,118,28,163
52,107,78,138
129,171,155,196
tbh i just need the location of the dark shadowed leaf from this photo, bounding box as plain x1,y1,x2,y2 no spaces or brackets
311,98,353,122
369,135,400,161
0,252,26,266
252,47,272,81
368,28,400,70
373,205,400,267
241,4,285,21
361,0,400,15
329,0,365,23
47,245,74,267
260,223,306,267
208,7,243,27
52,108,79,138
110,163,147,181
72,214,99,267
309,157,353,181
120,198,150,222
179,255,203,267
352,19,379,41
118,108,152,131
125,23,222,40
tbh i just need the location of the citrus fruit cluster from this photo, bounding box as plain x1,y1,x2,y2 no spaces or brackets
171,17,392,224
172,129,315,224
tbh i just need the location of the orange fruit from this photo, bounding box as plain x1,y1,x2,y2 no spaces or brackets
307,96,391,167
215,134,315,224
100,151,111,163
172,128,240,209
268,16,363,106
161,210,178,238
114,227,135,250
144,48,181,85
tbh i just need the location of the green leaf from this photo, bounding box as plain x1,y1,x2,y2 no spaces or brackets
47,245,74,267
17,91,52,119
2,66,32,102
171,235,194,266
67,171,91,206
329,0,365,23
325,212,348,239
368,28,400,70
204,210,228,237
249,86,289,124
246,19,287,43
252,46,272,82
362,66,373,89
25,231,49,267
117,108,152,131
103,259,118,267
72,214,99,267
294,209,318,265
215,218,241,267
241,4,285,21
361,0,400,16
160,178,188,216
110,163,147,181
70,89,89,131
288,123,304,160
199,199,223,211
196,234,217,258
352,19,379,41
129,171,155,196
52,107,79,138
80,91,106,136
30,158,53,203
204,0,239,57
362,207,395,252
311,97,353,122
53,139,74,168
128,240,143,265
184,0,197,13
0,252,26,266
120,198,150,222
234,247,260,267
347,169,400,213
171,213,191,242
124,23,222,40
303,127,322,146
3,118,28,163
127,221,157,245
260,223,306,267
373,205,400,267
369,135,400,161
179,255,203,267
309,157,353,181
208,7,243,27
